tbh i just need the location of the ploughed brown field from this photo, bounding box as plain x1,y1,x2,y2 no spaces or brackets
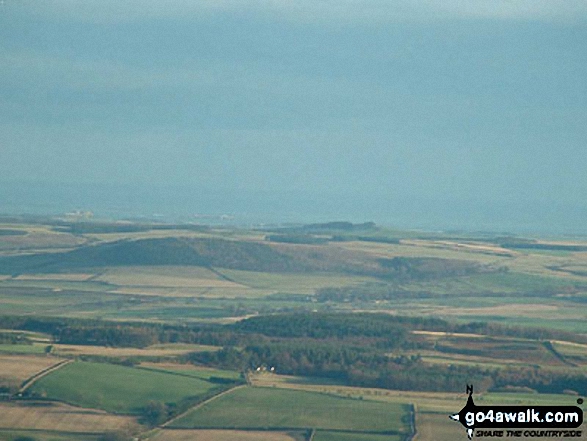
0,355,65,383
0,401,140,433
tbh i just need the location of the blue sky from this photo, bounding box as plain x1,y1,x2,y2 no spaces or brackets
1,1,586,230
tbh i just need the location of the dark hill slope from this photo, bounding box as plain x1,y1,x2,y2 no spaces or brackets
0,237,302,274
0,237,487,280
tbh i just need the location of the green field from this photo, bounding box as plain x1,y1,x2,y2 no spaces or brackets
0,344,47,355
141,365,242,382
312,431,402,441
171,386,409,434
216,269,377,294
1,220,587,441
30,361,221,414
0,431,102,441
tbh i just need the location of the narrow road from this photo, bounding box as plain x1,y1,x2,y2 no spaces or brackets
160,384,247,428
405,404,417,441
543,341,577,367
19,358,73,394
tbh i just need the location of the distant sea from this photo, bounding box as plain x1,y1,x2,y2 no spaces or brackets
1,181,586,237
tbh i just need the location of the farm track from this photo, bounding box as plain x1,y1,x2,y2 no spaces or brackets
207,267,241,285
405,404,417,441
19,358,73,393
543,341,578,367
160,384,247,429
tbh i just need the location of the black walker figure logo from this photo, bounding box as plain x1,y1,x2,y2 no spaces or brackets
450,384,478,439
450,385,583,440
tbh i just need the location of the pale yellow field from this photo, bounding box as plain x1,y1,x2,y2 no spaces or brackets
334,241,507,264
552,340,587,353
249,372,462,412
412,330,486,338
84,230,228,242
432,303,587,321
111,286,270,298
414,411,464,441
0,402,140,433
402,239,516,257
150,429,299,441
52,343,218,357
14,273,94,281
335,239,587,281
0,355,65,383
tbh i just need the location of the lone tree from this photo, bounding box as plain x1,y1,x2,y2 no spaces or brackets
141,400,168,427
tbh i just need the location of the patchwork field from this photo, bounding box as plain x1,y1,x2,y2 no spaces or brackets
150,429,301,441
415,409,587,441
250,372,586,410
0,344,48,355
1,220,587,441
30,361,225,414
52,343,218,358
0,401,139,433
0,355,65,384
551,340,587,366
139,363,242,381
427,334,565,366
170,386,409,436
215,269,377,294
313,431,401,441
414,411,464,441
95,266,241,288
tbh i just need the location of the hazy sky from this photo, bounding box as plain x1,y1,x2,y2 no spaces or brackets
1,1,586,230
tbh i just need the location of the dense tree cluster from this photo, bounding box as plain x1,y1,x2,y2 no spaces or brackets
0,332,31,345
1,313,585,394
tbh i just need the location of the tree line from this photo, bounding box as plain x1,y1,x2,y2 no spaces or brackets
1,313,585,394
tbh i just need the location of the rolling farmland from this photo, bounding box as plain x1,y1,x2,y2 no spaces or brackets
30,361,228,414
0,401,139,433
0,220,586,440
170,386,409,435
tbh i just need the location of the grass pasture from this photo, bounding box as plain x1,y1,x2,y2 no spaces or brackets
248,376,586,441
551,341,587,366
214,269,377,295
170,386,409,436
249,373,461,412
313,431,401,441
30,361,222,414
0,401,139,434
139,362,241,381
150,429,301,441
0,343,48,355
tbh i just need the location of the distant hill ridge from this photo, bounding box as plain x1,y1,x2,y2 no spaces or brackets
0,237,300,274
0,236,486,280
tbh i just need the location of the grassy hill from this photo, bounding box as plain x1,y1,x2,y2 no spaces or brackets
0,236,490,285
